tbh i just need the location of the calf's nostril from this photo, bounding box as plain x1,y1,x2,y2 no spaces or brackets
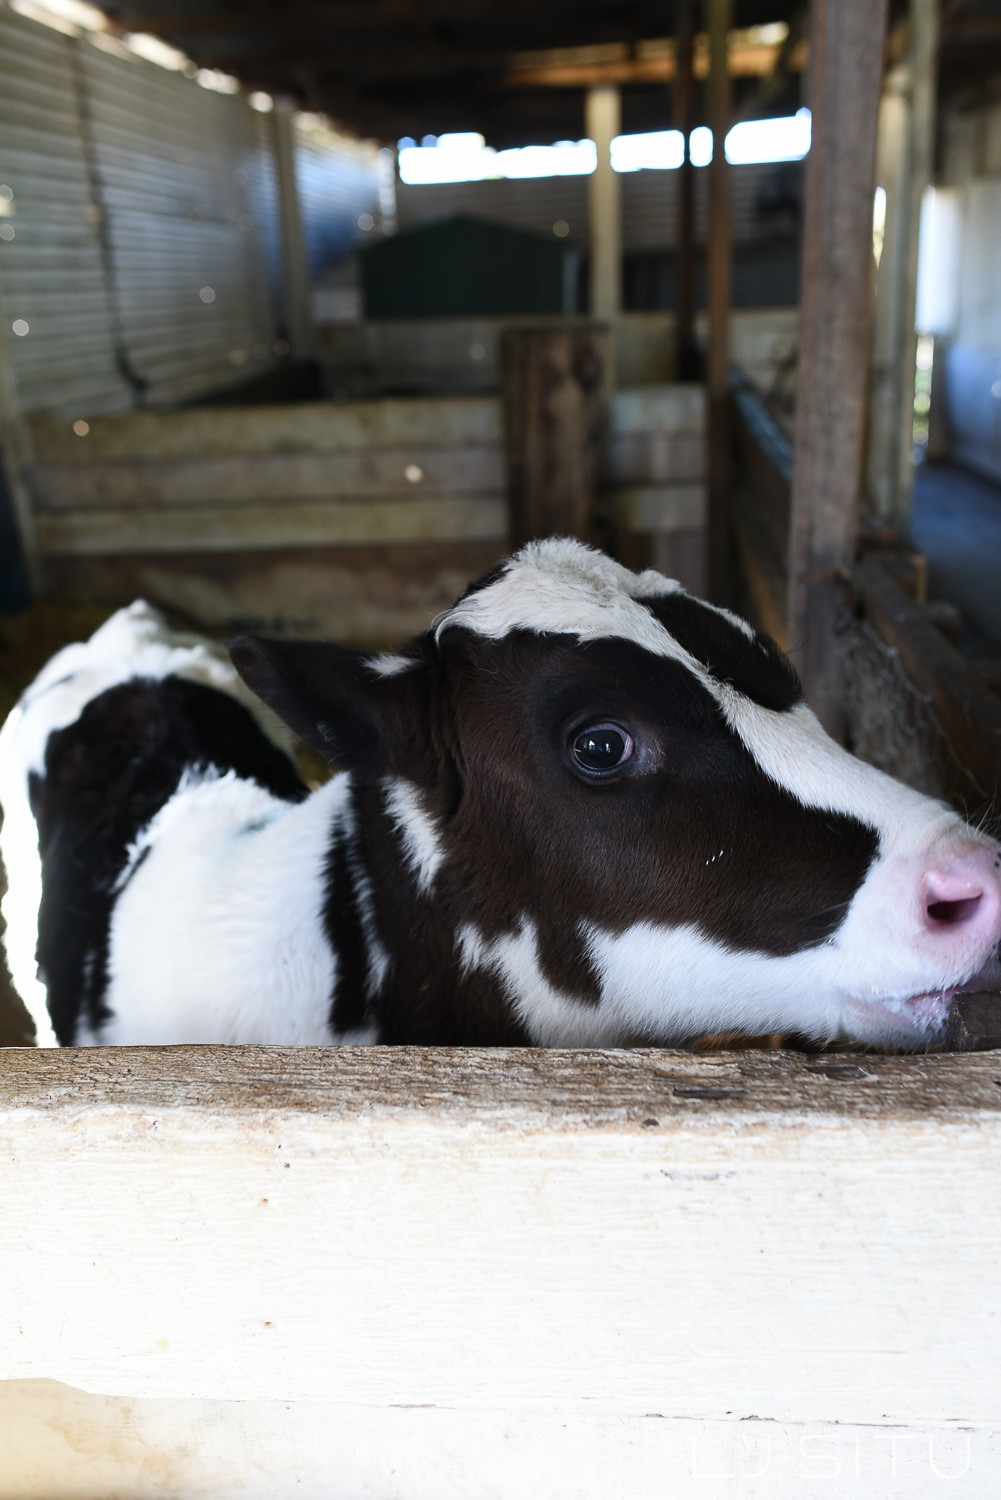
926,894,983,927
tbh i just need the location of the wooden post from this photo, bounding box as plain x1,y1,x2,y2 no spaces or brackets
270,98,316,360
864,0,939,539
673,0,698,380
705,0,732,604
787,0,889,739
585,85,622,321
501,324,611,547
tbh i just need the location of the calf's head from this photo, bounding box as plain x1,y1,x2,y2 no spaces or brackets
231,539,1001,1047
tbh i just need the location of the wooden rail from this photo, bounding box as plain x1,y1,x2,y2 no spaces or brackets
1,1043,1000,1495
23,386,707,643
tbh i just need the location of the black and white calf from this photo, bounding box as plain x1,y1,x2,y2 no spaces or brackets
2,539,999,1049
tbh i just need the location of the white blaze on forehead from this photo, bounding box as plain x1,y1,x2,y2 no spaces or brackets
383,776,445,893
716,690,953,837
440,537,755,651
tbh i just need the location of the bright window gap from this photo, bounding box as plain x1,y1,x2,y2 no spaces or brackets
398,111,811,185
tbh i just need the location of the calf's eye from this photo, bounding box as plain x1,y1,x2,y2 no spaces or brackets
571,723,634,775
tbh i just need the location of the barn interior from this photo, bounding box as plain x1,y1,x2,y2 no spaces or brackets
3,3,1001,1491
2,0,1001,1050
0,0,1000,1021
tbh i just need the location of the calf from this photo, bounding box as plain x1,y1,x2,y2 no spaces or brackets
2,539,999,1049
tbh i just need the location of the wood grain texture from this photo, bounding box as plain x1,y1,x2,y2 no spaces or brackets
29,448,505,509
856,558,1001,809
613,483,706,534
27,396,503,462
786,0,889,735
34,496,507,556
502,324,611,546
1,1045,1000,1423
1,1379,996,1499
42,540,508,646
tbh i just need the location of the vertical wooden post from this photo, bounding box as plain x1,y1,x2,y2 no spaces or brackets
705,0,732,603
674,0,698,380
501,324,611,547
271,98,316,360
585,86,622,321
787,0,889,739
864,0,939,538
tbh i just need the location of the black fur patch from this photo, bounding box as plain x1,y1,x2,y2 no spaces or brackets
324,826,370,1036
31,676,306,1044
642,594,802,711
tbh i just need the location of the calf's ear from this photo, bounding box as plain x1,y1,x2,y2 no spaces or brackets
229,636,423,774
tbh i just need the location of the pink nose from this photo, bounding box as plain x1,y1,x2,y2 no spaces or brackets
923,846,1001,951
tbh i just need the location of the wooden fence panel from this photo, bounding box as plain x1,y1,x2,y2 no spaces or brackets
1,1045,1000,1494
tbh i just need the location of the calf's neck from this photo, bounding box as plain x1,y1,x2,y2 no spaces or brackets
2,539,999,1048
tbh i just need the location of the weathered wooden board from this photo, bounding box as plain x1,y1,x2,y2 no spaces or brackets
27,396,504,463
42,541,508,645
855,559,1001,809
1,1045,1000,1429
786,0,889,735
34,495,507,556
614,482,706,534
612,382,705,436
29,448,505,509
1,1378,993,1499
502,324,611,546
607,431,705,484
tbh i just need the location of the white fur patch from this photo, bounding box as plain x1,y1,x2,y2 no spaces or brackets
455,908,984,1049
368,652,415,678
383,777,444,893
101,774,352,1046
439,537,755,652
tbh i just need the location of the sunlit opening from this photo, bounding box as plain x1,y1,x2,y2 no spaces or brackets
611,130,684,173
398,111,811,185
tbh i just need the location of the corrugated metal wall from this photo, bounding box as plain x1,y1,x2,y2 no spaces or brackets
396,160,802,253
0,7,130,415
0,6,382,419
294,115,383,278
76,40,279,408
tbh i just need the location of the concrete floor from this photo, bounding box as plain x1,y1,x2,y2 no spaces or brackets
909,461,1001,657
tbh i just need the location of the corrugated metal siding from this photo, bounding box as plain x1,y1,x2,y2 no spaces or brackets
396,160,802,251
0,8,280,416
77,41,278,407
293,117,382,278
0,7,131,416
